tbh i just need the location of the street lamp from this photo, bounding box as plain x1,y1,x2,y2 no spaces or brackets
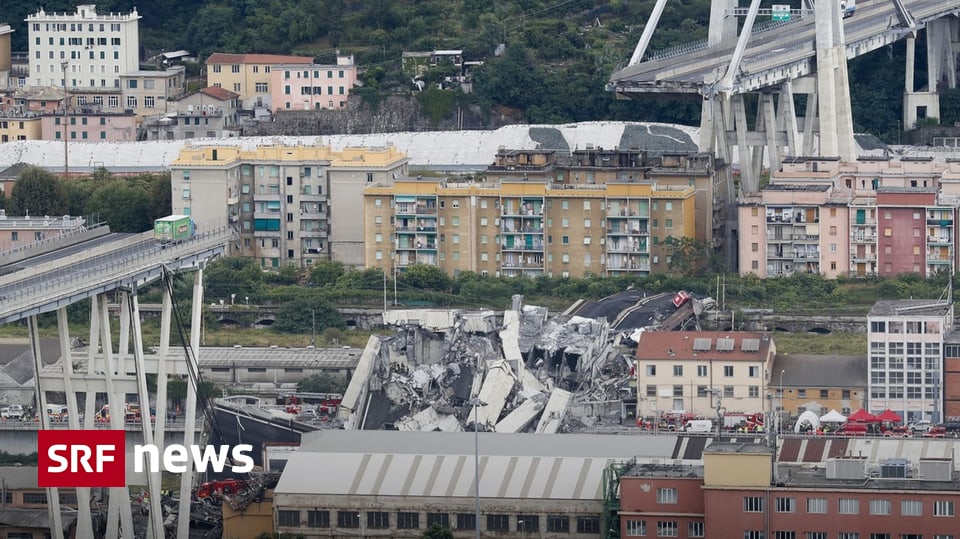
468,395,487,539
779,370,786,435
61,61,68,178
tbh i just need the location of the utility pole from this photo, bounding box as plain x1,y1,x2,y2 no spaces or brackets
61,61,69,179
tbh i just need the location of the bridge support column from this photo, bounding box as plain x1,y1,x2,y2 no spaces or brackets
814,0,855,161
903,21,955,130
28,315,64,539
177,266,204,539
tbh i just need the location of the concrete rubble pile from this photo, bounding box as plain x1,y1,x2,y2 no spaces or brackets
340,291,715,434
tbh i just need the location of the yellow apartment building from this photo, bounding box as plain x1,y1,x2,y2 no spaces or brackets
0,115,42,141
205,53,314,110
362,177,696,278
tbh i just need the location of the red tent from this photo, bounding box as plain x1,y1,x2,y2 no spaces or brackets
876,409,902,423
847,409,877,422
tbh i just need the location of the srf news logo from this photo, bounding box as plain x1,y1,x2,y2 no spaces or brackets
38,430,254,488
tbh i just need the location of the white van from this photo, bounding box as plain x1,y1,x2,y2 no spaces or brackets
683,419,714,434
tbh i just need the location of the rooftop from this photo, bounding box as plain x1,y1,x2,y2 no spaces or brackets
772,354,867,388
635,331,772,362
205,53,314,65
703,441,772,455
868,299,953,318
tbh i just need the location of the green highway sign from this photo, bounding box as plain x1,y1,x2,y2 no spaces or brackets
772,4,791,21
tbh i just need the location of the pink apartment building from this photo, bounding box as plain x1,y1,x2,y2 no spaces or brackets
42,110,137,141
270,55,358,111
739,157,960,279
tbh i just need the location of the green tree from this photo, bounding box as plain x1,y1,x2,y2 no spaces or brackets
273,297,345,334
297,373,347,394
204,257,267,301
309,260,348,287
166,379,221,402
400,264,451,292
422,523,454,539
665,237,724,277
10,166,68,217
85,179,153,232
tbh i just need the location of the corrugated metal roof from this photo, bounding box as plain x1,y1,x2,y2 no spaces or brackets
275,431,679,499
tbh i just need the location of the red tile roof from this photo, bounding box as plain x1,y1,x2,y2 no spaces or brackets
635,331,773,362
200,86,239,101
205,52,314,65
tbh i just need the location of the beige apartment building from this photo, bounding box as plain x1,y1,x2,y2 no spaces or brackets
119,66,186,118
169,143,408,269
205,53,314,110
739,156,960,278
634,331,776,421
362,177,696,278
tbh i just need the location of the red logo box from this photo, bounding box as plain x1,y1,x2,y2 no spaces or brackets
38,430,126,488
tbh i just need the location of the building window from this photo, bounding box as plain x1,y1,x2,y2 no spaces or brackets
397,512,419,529
838,534,860,539
724,386,734,398
22,492,48,504
337,511,359,528
646,385,657,397
487,514,509,532
673,365,683,376
578,516,601,533
697,365,707,377
839,499,859,514
724,366,734,377
743,497,764,512
646,365,656,376
277,510,300,526
805,534,827,539
547,515,569,533
901,500,922,516
797,389,806,398
807,498,827,514
749,386,759,398
934,501,955,516
776,497,795,513
626,520,647,536
426,513,449,529
744,532,764,539
367,511,389,529
517,515,539,532
656,521,678,537
688,522,704,538
869,535,890,539
456,513,476,530
775,533,796,539
657,488,677,504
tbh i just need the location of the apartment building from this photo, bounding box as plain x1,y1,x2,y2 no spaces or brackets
0,466,78,538
271,56,358,111
0,115,41,141
168,143,408,269
620,443,960,539
118,66,187,118
633,331,775,421
205,53,314,110
26,4,141,90
0,214,87,252
362,177,696,278
142,86,241,140
0,24,12,89
867,299,952,424
740,157,960,278
43,109,137,141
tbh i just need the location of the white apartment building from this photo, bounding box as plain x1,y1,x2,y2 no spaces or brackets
634,331,776,421
867,299,952,424
26,4,141,90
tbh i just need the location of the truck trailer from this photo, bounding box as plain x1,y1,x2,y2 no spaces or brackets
154,215,195,244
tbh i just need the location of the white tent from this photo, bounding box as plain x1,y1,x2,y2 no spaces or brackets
793,410,820,433
819,409,847,423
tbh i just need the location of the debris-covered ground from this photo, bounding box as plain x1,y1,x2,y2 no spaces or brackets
341,290,717,433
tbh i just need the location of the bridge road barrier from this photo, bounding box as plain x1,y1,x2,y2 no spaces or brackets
0,226,233,322
0,230,155,288
0,226,111,267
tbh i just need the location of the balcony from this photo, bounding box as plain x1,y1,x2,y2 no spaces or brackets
851,253,877,262
927,218,953,226
927,236,952,245
851,234,876,243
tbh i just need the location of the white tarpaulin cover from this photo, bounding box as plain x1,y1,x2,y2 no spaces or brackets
794,410,820,432
819,409,847,423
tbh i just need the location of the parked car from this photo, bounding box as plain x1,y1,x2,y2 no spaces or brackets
942,422,960,437
909,420,931,434
923,426,947,438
